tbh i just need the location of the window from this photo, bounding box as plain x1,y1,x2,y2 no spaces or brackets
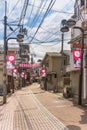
54,74,57,78
80,0,85,6
64,59,66,65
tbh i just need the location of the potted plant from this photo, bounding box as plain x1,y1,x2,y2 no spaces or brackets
63,85,73,98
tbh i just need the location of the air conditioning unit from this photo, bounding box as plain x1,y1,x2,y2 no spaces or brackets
81,20,87,30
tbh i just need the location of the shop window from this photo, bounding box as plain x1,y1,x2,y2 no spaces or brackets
54,74,57,78
45,62,49,67
64,60,66,65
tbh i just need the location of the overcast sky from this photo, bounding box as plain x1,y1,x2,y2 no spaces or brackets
0,0,75,61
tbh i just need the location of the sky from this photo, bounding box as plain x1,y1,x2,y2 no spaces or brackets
0,0,75,62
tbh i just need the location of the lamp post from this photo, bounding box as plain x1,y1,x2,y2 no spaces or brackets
60,18,84,105
61,33,64,54
2,1,25,104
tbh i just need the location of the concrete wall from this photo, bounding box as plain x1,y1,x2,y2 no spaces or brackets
47,74,58,91
70,71,80,104
45,55,67,91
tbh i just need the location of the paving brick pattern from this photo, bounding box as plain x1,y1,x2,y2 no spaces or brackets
0,87,69,130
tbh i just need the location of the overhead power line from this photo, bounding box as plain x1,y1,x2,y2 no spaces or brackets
7,0,21,18
28,0,56,44
25,0,74,44
19,0,29,25
28,3,73,14
26,0,48,38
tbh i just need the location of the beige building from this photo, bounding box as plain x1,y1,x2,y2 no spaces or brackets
41,52,70,92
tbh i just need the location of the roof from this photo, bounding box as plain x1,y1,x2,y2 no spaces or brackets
41,50,71,65
46,50,71,57
46,52,59,57
62,50,71,56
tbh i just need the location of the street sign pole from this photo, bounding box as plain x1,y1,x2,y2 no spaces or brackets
3,1,7,104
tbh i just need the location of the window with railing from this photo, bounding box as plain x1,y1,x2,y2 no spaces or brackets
74,6,80,20
80,0,85,6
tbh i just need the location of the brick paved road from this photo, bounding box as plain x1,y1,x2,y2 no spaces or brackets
0,85,69,130
30,83,87,130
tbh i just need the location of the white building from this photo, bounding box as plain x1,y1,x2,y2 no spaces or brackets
68,0,87,104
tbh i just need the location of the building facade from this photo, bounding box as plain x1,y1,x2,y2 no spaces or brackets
68,0,87,104
41,52,70,92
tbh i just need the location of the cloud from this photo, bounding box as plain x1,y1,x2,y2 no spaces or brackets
0,0,75,62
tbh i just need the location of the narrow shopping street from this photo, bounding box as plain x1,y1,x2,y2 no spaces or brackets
0,83,87,130
0,83,68,130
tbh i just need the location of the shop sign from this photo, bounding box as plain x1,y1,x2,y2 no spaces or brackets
73,43,82,48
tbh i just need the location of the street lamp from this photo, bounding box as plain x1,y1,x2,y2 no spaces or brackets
60,18,84,105
2,0,25,104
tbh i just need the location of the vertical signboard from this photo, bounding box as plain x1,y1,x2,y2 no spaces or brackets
6,54,16,70
72,49,82,68
40,66,46,77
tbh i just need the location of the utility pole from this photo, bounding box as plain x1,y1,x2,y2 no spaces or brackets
3,1,7,104
61,33,64,54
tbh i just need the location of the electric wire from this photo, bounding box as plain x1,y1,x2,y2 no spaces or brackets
26,0,74,44
7,0,21,18
40,1,74,42
0,0,75,58
19,0,29,25
28,0,56,44
28,0,45,28
28,3,74,14
26,0,48,37
27,0,35,26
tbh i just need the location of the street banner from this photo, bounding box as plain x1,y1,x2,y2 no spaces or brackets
40,67,46,77
13,68,18,77
72,49,82,68
6,54,16,70
21,72,25,78
19,63,40,68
